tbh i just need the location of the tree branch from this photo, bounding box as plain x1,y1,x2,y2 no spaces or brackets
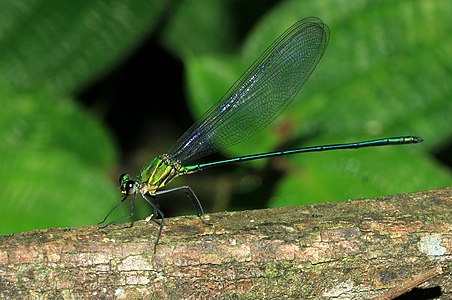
1,187,451,299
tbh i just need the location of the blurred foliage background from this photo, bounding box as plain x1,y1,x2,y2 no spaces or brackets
0,0,451,235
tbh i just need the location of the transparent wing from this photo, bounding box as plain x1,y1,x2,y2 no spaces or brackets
168,17,329,165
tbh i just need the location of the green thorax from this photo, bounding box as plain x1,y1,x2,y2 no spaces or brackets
138,155,197,194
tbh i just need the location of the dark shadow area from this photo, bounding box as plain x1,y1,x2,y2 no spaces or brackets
433,140,452,169
394,286,442,300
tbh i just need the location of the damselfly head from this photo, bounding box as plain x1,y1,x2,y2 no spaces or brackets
119,173,137,195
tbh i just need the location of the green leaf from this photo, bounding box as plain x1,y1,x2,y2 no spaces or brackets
161,0,236,58
0,87,118,234
0,88,116,168
0,1,171,234
0,0,167,94
269,140,452,207
0,147,117,233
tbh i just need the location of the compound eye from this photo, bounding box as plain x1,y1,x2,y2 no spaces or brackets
125,180,136,194
119,173,129,184
119,173,136,194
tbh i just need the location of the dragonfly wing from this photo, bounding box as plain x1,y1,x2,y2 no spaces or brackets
168,17,329,165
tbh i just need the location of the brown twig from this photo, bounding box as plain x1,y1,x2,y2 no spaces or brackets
0,187,451,299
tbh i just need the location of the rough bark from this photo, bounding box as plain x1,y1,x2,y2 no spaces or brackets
0,187,451,299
